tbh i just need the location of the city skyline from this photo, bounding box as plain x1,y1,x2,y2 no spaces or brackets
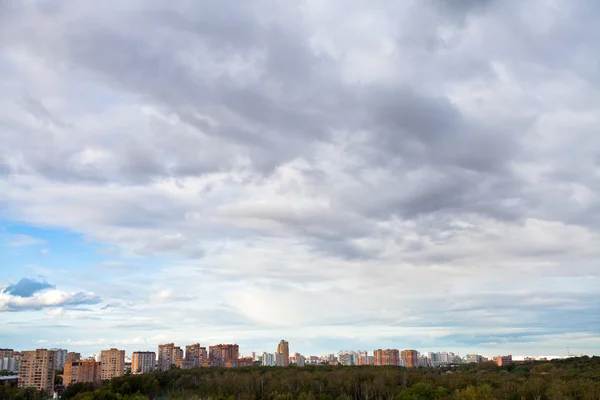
2,0,600,359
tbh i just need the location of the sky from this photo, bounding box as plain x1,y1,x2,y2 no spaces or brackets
1,0,599,360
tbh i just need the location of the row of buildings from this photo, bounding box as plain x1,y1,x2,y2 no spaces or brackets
1,343,517,395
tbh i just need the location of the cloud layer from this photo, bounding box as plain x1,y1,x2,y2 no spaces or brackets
0,278,101,312
1,0,599,356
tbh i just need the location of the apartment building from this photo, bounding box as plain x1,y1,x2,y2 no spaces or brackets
50,349,68,370
64,359,102,386
184,344,207,369
401,350,418,368
277,340,289,367
158,343,184,371
208,344,239,367
18,349,56,394
0,349,14,360
131,352,156,374
373,349,400,366
67,352,81,363
100,348,125,380
493,355,513,366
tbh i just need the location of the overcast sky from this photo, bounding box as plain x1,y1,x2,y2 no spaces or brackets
1,0,599,359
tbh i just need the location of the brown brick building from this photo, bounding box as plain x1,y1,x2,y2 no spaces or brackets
100,349,125,380
67,352,81,363
18,349,56,394
373,349,400,366
184,344,207,369
401,350,418,368
493,355,512,366
0,349,14,359
208,344,239,367
64,359,102,386
158,344,183,371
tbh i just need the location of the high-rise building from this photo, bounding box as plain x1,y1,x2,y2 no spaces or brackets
466,354,484,364
373,349,400,366
67,352,81,363
277,340,289,367
50,349,68,371
131,352,156,374
0,349,14,360
401,350,418,368
157,343,183,371
0,357,20,373
64,359,102,386
208,344,239,367
296,354,306,367
100,348,125,380
493,355,512,366
184,344,207,369
262,352,275,367
18,349,56,394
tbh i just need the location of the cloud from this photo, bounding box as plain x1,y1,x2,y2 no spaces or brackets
0,0,599,356
3,234,46,247
0,279,101,312
3,278,55,297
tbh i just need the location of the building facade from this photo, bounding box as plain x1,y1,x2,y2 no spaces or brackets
208,344,239,367
158,343,183,371
64,359,102,386
401,350,419,368
493,355,512,366
18,349,56,394
373,349,400,366
100,349,125,380
184,344,207,369
0,349,14,360
277,340,289,367
67,352,81,363
466,354,484,364
0,357,20,373
131,352,156,374
50,349,68,371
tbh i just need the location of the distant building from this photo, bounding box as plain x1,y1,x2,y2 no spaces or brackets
401,350,419,368
67,352,81,363
466,354,484,364
0,349,14,360
238,357,254,367
64,359,102,386
158,343,183,371
100,348,125,380
131,352,156,374
184,344,207,369
262,352,275,367
50,349,69,370
208,344,239,368
296,354,306,367
277,340,289,367
18,349,56,394
0,357,20,373
374,349,400,366
493,355,512,366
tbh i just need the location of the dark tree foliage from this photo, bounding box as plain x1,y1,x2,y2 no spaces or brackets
3,357,599,400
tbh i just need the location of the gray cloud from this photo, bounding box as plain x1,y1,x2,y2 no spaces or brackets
3,278,55,297
1,0,600,355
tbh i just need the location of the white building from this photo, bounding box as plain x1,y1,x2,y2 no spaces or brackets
262,352,275,367
0,357,20,373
